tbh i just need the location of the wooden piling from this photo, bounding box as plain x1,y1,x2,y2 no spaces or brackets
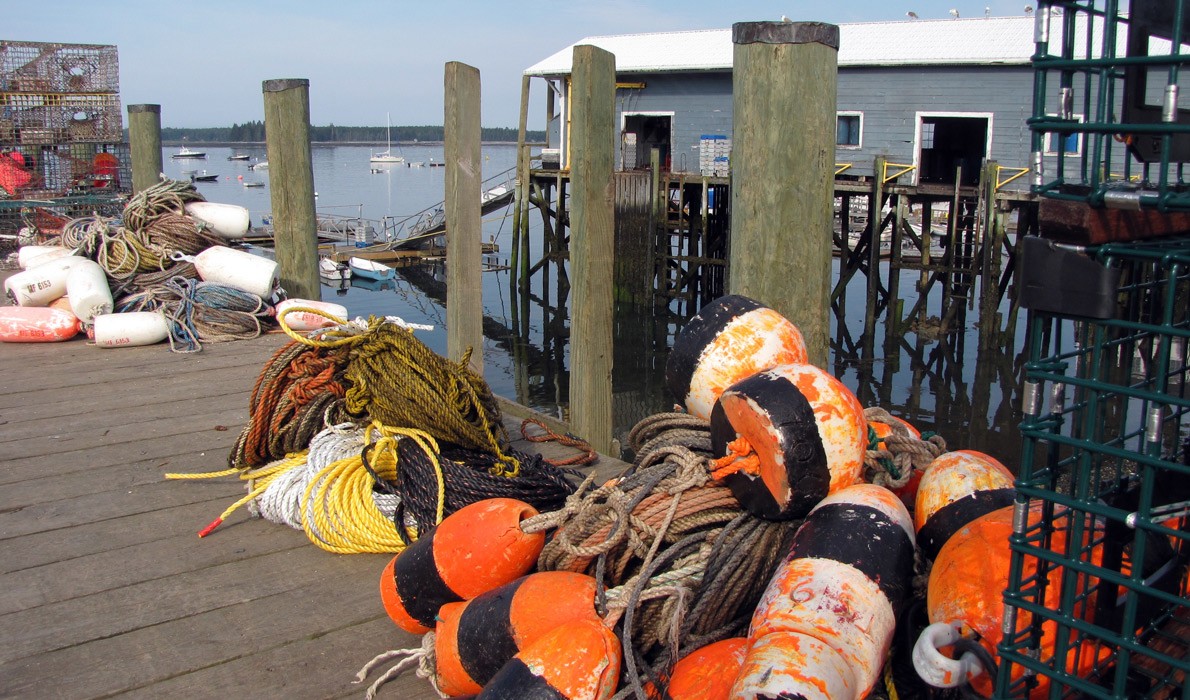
568,44,616,454
126,104,162,194
262,79,319,301
729,22,839,367
444,62,484,375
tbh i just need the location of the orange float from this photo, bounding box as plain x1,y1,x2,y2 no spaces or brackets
0,306,81,342
914,449,1015,559
665,295,807,420
656,637,748,700
379,498,544,634
710,362,866,520
435,571,601,696
476,618,621,700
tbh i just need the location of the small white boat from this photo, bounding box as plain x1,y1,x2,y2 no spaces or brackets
172,146,207,159
407,161,425,168
228,153,251,161
319,257,350,281
348,256,396,281
370,113,405,165
243,181,265,188
250,160,269,170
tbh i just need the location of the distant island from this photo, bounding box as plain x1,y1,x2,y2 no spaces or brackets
143,121,544,144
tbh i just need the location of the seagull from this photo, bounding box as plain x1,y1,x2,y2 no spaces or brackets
949,8,960,18
907,11,919,18
985,5,991,17
1024,5,1034,14
780,14,792,22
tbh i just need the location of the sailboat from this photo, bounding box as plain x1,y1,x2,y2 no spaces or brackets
370,113,405,165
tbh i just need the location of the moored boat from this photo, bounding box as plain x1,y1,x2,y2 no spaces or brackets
348,256,396,281
319,257,350,281
171,146,207,159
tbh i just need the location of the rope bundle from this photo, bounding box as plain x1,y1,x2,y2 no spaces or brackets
523,413,795,700
122,176,205,232
116,277,272,353
863,406,948,488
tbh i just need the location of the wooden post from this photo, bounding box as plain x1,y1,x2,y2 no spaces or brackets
262,79,319,301
863,156,886,359
126,104,162,194
511,75,531,300
729,22,839,367
445,62,484,375
568,45,616,454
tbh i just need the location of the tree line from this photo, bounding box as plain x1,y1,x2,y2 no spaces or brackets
151,121,542,143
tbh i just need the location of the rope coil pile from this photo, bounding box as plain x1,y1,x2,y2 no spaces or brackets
863,405,948,488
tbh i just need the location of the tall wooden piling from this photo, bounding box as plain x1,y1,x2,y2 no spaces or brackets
729,21,839,366
262,78,319,301
444,62,484,375
126,104,162,194
568,45,616,454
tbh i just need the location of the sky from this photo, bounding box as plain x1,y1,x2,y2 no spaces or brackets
9,1,1039,129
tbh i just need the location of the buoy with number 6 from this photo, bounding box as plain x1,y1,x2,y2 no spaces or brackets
93,311,170,348
4,255,90,306
0,306,80,342
193,246,278,298
276,299,348,331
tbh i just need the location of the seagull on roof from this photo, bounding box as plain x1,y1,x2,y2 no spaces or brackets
907,11,919,18
949,8,960,18
1024,4,1034,13
780,14,792,22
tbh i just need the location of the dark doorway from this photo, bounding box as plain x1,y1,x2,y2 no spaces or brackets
918,115,988,187
622,114,672,171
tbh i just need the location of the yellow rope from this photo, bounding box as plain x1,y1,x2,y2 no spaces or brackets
164,452,310,537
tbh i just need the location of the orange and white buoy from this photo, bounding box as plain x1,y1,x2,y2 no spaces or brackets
710,362,866,519
92,311,170,348
731,632,857,700
475,618,621,700
275,299,348,331
658,637,749,700
0,306,80,342
434,571,601,696
737,484,915,699
379,498,545,635
914,450,1015,559
665,295,807,420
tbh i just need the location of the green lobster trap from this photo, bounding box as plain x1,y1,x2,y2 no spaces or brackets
999,234,1190,698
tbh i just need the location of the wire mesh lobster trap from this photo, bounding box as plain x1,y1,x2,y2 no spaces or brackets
1030,0,1190,217
998,234,1190,698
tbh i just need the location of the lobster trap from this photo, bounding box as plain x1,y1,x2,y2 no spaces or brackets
1030,0,1190,239
998,235,1190,698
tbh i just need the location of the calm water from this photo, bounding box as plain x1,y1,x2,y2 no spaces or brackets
163,145,1026,465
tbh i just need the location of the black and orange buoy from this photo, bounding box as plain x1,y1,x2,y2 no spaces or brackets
913,450,1014,560
379,498,545,634
710,362,866,520
665,295,807,420
475,618,621,700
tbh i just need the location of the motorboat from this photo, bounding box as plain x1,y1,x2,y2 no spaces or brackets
192,171,219,182
370,113,405,165
243,181,265,188
249,160,269,171
228,153,251,161
348,256,396,281
319,257,350,281
171,146,206,159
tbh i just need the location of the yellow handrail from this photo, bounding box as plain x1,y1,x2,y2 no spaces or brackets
882,162,916,184
994,166,1030,191
835,163,853,176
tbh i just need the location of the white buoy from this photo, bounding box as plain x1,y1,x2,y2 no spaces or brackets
65,260,114,325
4,256,91,306
193,246,278,298
93,311,170,348
184,202,251,238
275,299,348,331
18,245,73,269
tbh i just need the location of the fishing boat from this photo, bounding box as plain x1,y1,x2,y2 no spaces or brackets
319,257,350,281
349,256,396,281
192,171,219,182
228,153,251,161
171,146,207,159
249,160,269,171
370,113,405,165
243,181,265,188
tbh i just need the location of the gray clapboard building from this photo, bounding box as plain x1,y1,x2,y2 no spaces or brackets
525,15,1052,190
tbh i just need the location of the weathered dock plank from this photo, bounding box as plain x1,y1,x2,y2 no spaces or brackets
0,273,625,699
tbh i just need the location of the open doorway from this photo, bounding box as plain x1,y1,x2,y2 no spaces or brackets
622,112,673,171
916,113,991,187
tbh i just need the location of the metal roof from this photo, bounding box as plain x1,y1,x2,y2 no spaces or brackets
524,16,1038,76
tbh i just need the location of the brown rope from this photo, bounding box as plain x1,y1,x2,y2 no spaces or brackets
863,406,947,489
519,417,598,467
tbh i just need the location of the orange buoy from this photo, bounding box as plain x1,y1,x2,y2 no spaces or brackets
914,450,1015,559
435,571,601,696
379,498,544,635
665,295,807,420
730,631,857,700
0,306,80,342
919,503,1104,698
710,362,866,519
745,483,915,698
657,637,748,700
476,618,621,700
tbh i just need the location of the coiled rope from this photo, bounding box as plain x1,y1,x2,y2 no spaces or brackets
863,406,947,489
116,277,272,353
122,176,205,232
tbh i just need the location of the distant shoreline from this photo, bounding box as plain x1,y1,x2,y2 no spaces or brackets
160,140,521,147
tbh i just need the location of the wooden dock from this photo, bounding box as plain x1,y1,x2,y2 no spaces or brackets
0,295,620,698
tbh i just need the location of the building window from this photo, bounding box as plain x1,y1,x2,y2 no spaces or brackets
921,122,935,149
837,113,862,148
1044,114,1083,156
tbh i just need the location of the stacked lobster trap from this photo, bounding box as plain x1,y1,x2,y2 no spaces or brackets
0,40,130,211
1001,1,1190,697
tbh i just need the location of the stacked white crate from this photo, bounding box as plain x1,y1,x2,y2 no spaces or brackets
699,134,731,177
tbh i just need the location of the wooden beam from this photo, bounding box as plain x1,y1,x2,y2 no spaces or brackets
126,104,162,194
729,21,839,367
262,79,319,302
567,44,616,454
444,61,484,376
